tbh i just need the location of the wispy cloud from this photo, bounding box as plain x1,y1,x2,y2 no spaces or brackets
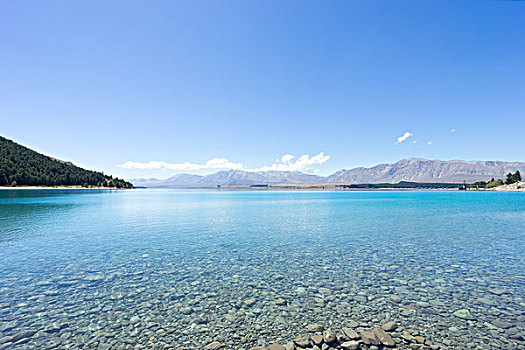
118,152,330,174
450,128,456,133
427,141,432,145
396,131,413,144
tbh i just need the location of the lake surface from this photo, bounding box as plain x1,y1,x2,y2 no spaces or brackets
0,189,524,349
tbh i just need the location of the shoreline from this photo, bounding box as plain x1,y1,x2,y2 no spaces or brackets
488,182,525,192
193,186,460,192
187,182,465,191
0,186,132,190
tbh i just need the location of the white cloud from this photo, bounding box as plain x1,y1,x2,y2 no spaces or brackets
451,128,456,133
279,154,295,163
249,152,330,173
118,152,330,174
396,131,413,144
427,141,432,145
203,158,244,170
118,158,244,171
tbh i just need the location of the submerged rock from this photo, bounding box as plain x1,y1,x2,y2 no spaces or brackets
360,330,380,345
492,320,513,329
346,320,359,328
342,327,359,339
453,309,475,320
322,330,336,344
310,334,323,346
268,344,285,350
307,324,324,332
8,330,37,343
340,340,359,349
372,328,395,346
205,341,224,349
294,335,310,348
382,321,398,331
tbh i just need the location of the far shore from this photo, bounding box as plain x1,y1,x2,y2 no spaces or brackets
181,181,525,191
2,182,524,192
193,184,457,191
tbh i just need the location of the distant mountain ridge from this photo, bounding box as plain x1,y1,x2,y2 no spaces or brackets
132,170,326,188
327,158,525,183
131,158,525,188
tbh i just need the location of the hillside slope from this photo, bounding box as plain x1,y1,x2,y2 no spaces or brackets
0,136,133,188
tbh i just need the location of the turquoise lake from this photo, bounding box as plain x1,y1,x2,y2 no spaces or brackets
0,189,524,349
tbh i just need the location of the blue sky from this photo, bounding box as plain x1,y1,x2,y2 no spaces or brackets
1,1,524,179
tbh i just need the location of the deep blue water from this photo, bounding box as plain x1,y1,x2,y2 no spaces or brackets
0,189,524,349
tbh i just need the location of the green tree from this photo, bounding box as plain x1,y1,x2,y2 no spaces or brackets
471,181,487,189
506,171,522,184
505,173,514,185
486,179,504,188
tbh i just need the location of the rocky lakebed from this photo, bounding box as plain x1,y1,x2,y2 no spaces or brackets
1,190,524,350
0,236,524,350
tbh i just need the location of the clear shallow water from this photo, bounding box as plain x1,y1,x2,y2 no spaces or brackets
0,189,524,349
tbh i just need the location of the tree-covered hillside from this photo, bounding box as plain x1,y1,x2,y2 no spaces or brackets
0,136,133,188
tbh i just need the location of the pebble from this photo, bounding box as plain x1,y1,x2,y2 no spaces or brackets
294,335,311,348
492,320,513,329
453,309,475,320
340,340,359,349
268,344,285,350
307,324,324,332
347,320,359,328
360,331,380,345
322,330,336,344
205,341,224,349
382,321,398,331
372,328,395,346
342,327,359,340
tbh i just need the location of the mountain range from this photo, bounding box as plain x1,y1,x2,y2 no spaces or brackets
131,158,525,188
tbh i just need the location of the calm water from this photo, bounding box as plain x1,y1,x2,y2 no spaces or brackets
0,189,524,349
